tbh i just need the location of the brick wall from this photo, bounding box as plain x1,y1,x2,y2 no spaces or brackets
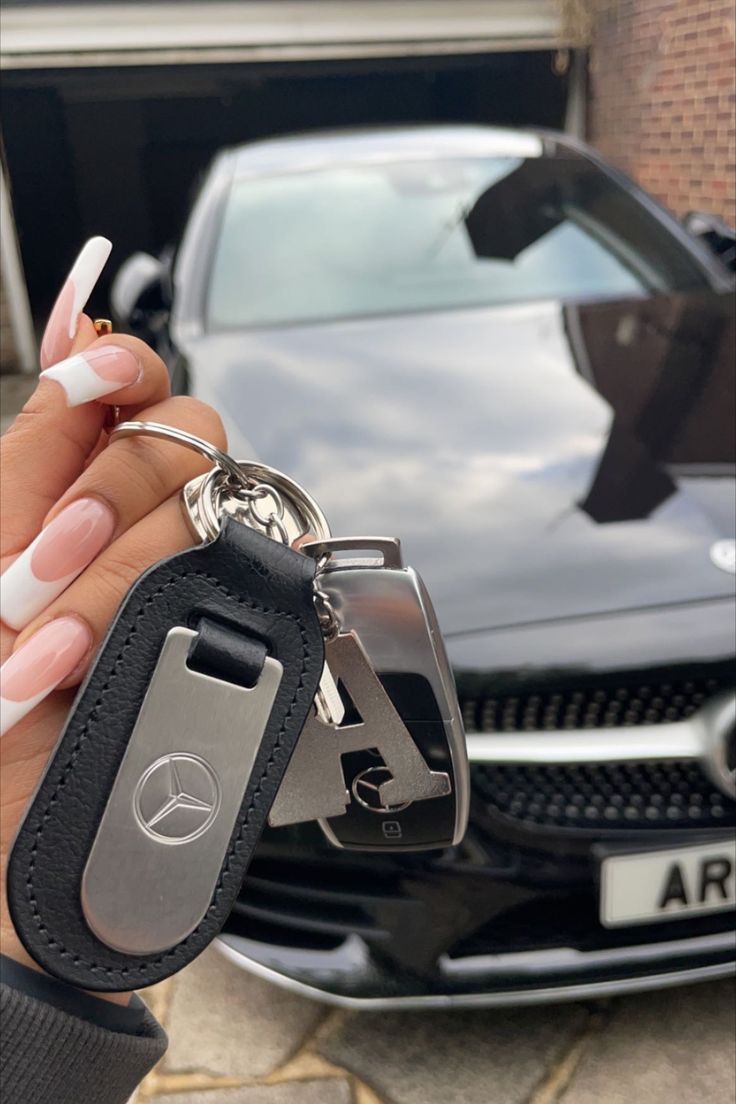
589,0,736,223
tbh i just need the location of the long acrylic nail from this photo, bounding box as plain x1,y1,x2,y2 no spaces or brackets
40,237,112,370
41,343,140,407
0,617,92,737
1,498,115,631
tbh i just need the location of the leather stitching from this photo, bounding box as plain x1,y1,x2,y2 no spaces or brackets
24,564,315,979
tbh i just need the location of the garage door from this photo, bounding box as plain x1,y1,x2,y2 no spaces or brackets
1,1,567,68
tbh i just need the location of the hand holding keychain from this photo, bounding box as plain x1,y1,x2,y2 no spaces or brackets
0,239,231,982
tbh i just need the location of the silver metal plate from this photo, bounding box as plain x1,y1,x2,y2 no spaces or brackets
82,627,282,955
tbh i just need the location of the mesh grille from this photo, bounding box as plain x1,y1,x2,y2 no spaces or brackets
471,760,735,831
461,674,723,733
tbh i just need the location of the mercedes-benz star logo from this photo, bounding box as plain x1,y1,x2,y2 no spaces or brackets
134,753,221,844
351,766,411,815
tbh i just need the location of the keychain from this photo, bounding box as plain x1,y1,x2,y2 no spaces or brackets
7,423,468,990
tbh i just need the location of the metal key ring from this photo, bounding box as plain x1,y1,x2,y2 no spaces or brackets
110,421,246,488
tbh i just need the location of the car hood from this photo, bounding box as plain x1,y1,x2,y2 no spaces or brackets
179,291,735,636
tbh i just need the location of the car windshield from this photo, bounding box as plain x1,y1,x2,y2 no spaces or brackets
206,152,710,329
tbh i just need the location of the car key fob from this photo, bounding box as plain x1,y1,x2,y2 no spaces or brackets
270,539,470,851
6,518,324,991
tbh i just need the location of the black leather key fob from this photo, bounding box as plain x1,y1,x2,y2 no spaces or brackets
7,519,324,991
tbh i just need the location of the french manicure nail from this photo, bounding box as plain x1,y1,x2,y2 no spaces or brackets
40,237,112,370
0,617,92,737
41,344,140,407
0,498,115,631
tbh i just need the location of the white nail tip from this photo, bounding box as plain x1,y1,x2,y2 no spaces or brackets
41,353,121,407
0,549,81,631
0,690,50,738
66,237,113,339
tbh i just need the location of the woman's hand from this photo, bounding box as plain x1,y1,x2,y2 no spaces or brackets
0,238,226,979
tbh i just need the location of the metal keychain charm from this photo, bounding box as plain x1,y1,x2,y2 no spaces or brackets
286,538,470,851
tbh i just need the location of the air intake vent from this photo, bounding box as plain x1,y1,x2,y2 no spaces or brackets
461,674,723,734
471,760,735,831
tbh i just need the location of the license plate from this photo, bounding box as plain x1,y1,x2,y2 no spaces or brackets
600,840,736,928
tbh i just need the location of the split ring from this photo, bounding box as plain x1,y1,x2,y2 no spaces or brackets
110,421,246,488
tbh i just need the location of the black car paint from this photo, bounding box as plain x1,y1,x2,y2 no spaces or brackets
127,126,736,1003
171,291,735,643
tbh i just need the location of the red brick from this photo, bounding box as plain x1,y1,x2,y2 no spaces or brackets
590,0,735,220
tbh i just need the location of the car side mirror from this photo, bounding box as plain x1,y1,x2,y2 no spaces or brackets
111,252,170,332
682,211,736,272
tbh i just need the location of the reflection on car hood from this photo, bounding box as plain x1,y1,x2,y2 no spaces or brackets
180,291,735,636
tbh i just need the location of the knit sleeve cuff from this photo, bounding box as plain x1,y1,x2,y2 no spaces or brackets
0,970,166,1104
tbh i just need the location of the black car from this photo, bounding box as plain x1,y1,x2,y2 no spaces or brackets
113,125,736,1007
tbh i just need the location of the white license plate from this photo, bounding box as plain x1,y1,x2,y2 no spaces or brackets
600,840,736,928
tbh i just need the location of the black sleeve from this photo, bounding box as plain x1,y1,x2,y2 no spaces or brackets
0,956,167,1104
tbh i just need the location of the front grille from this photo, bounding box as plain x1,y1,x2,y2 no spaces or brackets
471,760,735,831
461,673,723,733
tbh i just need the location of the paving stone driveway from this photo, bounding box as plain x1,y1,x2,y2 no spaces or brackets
136,947,735,1104
2,378,733,1104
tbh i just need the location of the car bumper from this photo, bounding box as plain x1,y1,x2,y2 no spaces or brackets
217,931,735,1009
219,809,735,1008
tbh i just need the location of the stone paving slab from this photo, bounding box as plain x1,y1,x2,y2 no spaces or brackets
319,1001,589,1104
148,1081,352,1104
163,948,327,1080
560,979,736,1104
